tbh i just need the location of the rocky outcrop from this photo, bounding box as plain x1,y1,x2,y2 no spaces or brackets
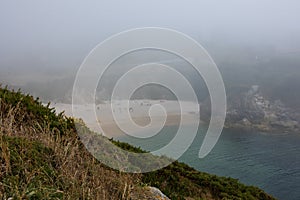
202,85,300,133
130,186,170,200
225,85,300,133
147,187,170,200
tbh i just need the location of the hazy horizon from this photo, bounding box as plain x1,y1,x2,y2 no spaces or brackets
0,0,300,105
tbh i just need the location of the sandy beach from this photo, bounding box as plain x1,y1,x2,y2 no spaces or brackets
52,100,200,138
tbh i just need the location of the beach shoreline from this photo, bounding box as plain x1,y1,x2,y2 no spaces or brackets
52,100,201,138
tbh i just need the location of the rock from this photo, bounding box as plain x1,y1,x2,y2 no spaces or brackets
241,118,251,126
147,187,170,200
130,186,170,200
203,85,300,133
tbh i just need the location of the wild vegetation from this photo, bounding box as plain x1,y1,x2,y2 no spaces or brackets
0,86,276,199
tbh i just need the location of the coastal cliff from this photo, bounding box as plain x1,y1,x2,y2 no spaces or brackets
202,85,300,133
0,86,275,199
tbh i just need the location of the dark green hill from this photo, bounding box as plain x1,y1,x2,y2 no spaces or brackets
0,86,276,199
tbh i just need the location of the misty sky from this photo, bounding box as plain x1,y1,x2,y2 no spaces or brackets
0,0,300,84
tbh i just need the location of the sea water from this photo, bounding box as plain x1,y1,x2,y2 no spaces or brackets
117,125,300,200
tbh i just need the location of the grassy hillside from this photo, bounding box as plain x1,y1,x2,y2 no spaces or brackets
0,86,276,199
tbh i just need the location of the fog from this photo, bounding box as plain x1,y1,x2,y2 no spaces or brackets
0,0,300,105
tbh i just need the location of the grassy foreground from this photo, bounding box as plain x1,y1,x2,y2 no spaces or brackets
0,86,276,199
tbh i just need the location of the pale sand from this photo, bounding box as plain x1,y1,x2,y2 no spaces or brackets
52,100,200,138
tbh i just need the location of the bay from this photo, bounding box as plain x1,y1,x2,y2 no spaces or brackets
117,125,300,200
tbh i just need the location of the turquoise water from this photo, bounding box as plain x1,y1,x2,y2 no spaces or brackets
117,125,300,200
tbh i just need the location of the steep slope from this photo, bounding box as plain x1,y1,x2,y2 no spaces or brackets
0,86,275,199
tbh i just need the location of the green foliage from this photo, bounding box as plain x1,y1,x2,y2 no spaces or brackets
0,136,64,199
111,139,147,153
0,86,276,200
0,86,74,135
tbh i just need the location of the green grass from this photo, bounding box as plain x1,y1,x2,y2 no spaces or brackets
0,86,276,200
0,136,63,199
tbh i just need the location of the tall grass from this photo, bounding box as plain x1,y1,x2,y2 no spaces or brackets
0,87,138,199
0,86,276,200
